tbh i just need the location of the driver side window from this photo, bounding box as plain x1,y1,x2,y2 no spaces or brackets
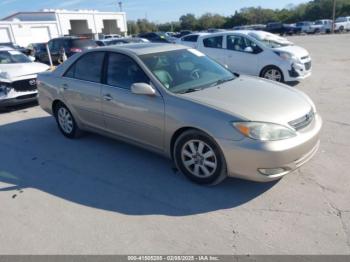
227,35,261,54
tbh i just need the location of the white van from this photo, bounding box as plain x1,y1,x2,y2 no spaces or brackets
188,30,312,82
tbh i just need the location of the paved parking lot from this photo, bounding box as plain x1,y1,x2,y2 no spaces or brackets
0,33,350,255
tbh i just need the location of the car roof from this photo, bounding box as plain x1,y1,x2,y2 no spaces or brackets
96,43,188,56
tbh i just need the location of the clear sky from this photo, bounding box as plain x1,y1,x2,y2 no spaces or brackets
0,0,308,22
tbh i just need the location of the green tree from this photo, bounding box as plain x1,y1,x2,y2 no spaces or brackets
179,13,197,30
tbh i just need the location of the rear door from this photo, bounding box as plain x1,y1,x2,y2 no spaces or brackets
101,52,165,150
198,35,224,64
60,51,105,129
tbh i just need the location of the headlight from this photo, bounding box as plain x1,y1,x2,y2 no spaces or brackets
274,51,298,62
233,122,296,141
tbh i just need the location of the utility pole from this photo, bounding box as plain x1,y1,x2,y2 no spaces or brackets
332,0,336,33
118,1,123,12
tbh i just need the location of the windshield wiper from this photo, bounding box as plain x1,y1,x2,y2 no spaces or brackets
209,77,235,87
177,88,204,94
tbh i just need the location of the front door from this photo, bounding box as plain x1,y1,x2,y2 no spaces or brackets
223,35,260,75
101,52,165,150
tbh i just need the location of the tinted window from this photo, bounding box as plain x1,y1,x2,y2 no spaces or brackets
106,53,149,89
203,36,223,48
64,52,105,82
183,35,199,42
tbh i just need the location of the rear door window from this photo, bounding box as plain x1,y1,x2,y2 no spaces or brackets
64,52,105,83
203,36,223,49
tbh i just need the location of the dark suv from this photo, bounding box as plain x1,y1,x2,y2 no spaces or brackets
265,22,300,36
38,36,98,64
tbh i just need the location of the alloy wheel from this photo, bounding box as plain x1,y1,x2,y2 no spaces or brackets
264,68,282,82
57,107,74,134
181,139,217,178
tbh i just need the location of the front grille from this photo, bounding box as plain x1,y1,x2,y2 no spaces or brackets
12,78,37,92
304,61,312,71
289,110,315,130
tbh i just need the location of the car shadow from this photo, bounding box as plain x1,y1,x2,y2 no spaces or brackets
0,117,278,216
285,81,300,87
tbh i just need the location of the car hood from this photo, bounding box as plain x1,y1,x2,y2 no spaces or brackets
182,76,313,126
0,62,49,81
274,45,309,58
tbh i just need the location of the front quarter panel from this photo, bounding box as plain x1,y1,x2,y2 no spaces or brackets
163,93,246,157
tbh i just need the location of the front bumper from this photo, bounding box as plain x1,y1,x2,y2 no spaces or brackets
285,61,312,82
218,114,322,182
0,92,38,107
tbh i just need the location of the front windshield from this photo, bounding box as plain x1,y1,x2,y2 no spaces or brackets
140,49,235,94
315,20,323,25
249,33,292,48
0,50,31,64
336,17,346,23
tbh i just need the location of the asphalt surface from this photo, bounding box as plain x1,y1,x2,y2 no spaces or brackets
0,33,350,255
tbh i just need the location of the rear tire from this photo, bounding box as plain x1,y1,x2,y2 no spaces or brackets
174,130,227,185
54,102,82,139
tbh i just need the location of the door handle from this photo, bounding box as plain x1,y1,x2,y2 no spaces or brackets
103,94,113,101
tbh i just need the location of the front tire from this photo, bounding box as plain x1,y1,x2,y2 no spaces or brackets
174,130,227,185
261,66,284,83
54,102,81,138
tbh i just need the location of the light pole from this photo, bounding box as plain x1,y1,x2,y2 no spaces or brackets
118,1,123,12
332,0,336,33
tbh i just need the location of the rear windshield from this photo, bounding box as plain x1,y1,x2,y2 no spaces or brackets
71,39,98,48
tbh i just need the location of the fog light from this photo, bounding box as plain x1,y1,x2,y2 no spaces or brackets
258,168,290,177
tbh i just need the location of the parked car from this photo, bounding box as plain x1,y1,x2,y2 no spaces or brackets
38,36,98,64
102,34,121,39
0,46,49,107
295,21,315,34
138,32,176,43
265,22,300,35
27,42,47,61
0,42,30,55
37,43,321,185
175,33,210,48
96,37,149,46
192,30,311,82
310,19,333,34
334,16,350,32
233,24,266,31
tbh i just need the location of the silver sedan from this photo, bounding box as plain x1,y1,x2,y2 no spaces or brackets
37,43,322,185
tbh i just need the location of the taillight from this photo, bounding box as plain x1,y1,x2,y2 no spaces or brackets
70,48,82,53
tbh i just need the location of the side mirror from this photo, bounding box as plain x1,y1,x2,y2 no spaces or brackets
131,83,156,96
28,56,36,62
244,47,254,53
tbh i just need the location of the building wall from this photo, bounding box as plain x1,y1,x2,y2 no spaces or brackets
56,11,127,38
0,10,127,46
0,21,59,46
